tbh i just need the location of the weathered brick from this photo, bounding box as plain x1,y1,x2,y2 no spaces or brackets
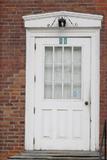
0,0,107,160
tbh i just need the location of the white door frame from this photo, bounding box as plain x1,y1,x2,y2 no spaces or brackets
23,11,103,151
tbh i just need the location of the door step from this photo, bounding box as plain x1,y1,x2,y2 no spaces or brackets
8,150,100,160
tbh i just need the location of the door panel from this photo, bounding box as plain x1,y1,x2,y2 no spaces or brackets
34,37,90,150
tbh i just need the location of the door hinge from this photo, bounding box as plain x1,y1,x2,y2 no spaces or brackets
34,107,35,114
34,75,36,83
33,137,35,145
34,43,36,50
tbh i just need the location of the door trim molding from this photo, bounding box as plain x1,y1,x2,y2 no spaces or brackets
23,11,103,151
25,29,100,151
23,11,103,28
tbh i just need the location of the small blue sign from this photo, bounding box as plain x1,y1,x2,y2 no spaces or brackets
59,37,63,44
64,37,67,44
59,37,67,44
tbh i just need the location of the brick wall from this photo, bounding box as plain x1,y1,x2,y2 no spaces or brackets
0,0,107,159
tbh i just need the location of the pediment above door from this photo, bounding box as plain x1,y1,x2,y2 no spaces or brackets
23,11,103,28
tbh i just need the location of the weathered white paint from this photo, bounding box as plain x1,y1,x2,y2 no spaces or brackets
23,11,103,151
34,37,90,150
23,11,103,28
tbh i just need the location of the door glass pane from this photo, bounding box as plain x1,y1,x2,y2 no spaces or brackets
45,47,53,64
44,46,82,99
54,66,62,83
63,84,71,99
44,66,52,82
44,84,52,99
73,47,81,66
54,47,62,64
44,47,53,99
64,47,72,65
64,66,72,84
63,47,72,98
54,84,62,99
54,47,62,98
73,85,81,98
73,47,81,99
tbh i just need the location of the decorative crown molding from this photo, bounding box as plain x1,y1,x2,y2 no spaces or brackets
23,11,103,28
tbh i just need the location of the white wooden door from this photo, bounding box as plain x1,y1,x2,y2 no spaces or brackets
34,37,90,150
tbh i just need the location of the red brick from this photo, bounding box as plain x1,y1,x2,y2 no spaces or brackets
0,0,107,160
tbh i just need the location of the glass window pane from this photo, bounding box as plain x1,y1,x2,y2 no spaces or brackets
73,85,81,99
45,47,53,64
44,66,52,82
73,47,81,66
73,67,81,85
63,84,71,99
44,84,52,99
73,47,81,99
54,47,62,64
54,66,62,83
64,47,72,65
54,84,62,99
44,46,82,99
64,66,72,84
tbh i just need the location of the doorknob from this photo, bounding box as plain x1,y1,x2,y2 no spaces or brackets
85,101,89,105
